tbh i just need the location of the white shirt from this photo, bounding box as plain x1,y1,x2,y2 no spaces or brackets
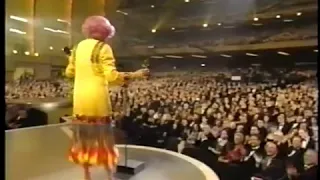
301,137,310,149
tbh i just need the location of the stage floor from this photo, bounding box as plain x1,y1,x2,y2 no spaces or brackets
6,124,219,180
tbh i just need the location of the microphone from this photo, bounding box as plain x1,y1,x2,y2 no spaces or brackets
63,47,71,56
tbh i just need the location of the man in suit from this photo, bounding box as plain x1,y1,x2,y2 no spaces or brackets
283,149,318,180
298,149,318,180
276,114,291,135
243,135,264,179
299,130,315,150
252,141,286,180
6,109,29,129
286,136,305,173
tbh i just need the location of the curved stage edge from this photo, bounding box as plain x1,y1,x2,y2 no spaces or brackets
6,124,219,180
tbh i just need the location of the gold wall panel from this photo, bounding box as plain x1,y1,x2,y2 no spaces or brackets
34,0,71,55
6,0,123,69
6,0,34,54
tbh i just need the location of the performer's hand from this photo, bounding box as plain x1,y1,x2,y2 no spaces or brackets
132,68,150,78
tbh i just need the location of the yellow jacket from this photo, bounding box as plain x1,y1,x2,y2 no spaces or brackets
65,39,125,117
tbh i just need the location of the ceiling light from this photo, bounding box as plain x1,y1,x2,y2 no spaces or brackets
295,62,316,65
24,51,30,55
191,55,207,58
151,5,155,8
314,49,318,52
44,27,69,34
57,19,70,24
171,27,175,30
296,12,302,16
151,29,156,33
220,54,232,58
10,15,28,23
9,28,26,35
277,51,290,56
116,10,128,16
283,19,293,22
246,53,258,57
185,0,190,2
201,64,206,67
217,23,222,26
150,56,164,59
49,46,53,50
166,55,183,59
12,50,18,54
276,15,281,18
253,17,259,21
202,23,208,27
44,27,55,32
34,53,39,56
252,23,263,26
56,30,69,34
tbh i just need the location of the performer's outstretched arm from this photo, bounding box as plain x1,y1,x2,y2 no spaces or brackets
65,48,76,78
99,44,130,86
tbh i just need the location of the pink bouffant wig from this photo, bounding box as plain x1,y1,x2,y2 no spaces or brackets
82,16,116,42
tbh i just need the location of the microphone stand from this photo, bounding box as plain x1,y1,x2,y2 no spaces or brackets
121,83,129,168
117,59,149,174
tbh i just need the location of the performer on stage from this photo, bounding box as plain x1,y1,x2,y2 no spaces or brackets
65,16,149,180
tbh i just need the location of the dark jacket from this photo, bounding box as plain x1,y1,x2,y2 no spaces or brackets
286,147,305,173
298,165,318,180
254,157,286,180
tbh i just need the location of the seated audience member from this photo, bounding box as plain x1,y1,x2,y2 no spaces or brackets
6,109,29,129
221,132,247,163
298,129,315,150
256,119,268,140
299,149,318,180
282,162,300,180
282,149,318,180
216,132,247,180
243,135,264,178
276,114,291,135
252,141,286,180
207,129,232,159
286,136,305,173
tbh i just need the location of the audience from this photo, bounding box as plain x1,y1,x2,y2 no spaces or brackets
113,69,317,180
6,74,72,100
5,68,318,180
5,104,48,130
